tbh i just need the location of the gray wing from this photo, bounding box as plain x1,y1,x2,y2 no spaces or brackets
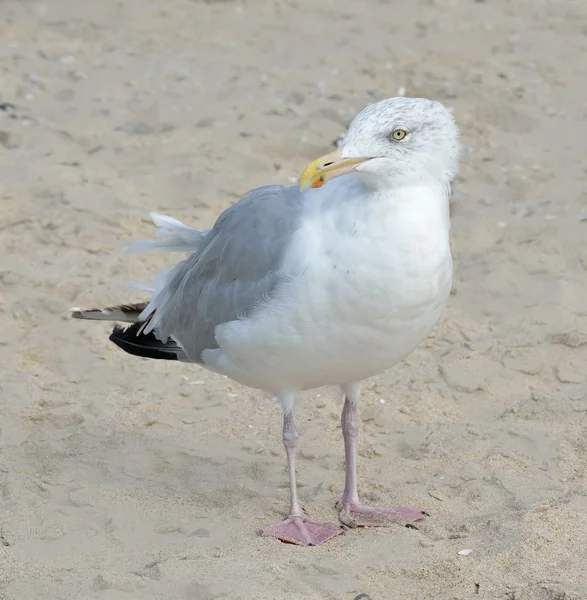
141,184,304,363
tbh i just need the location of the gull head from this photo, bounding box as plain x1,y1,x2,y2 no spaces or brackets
299,97,459,191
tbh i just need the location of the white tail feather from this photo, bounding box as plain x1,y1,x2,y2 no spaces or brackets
125,212,209,254
73,213,205,329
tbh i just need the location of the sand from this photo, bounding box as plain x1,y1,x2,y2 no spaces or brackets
1,0,587,598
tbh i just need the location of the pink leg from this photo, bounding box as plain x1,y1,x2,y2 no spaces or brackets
338,389,428,528
259,410,343,546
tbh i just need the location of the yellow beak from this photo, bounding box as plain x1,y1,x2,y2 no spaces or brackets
298,148,371,191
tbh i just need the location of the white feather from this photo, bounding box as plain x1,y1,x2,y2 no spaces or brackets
125,212,210,254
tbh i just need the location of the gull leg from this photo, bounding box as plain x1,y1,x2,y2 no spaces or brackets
260,399,343,546
338,384,428,528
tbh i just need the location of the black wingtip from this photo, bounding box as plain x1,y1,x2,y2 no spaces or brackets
109,324,179,361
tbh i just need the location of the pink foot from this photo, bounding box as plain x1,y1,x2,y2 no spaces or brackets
259,515,344,546
338,503,429,528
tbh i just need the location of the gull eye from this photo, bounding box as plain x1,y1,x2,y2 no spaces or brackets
391,128,408,141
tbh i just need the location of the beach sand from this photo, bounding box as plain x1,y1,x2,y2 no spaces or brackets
1,0,586,598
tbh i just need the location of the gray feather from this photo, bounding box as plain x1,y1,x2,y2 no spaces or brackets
71,303,148,323
143,185,304,362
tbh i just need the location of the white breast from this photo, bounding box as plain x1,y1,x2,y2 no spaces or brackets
207,182,452,394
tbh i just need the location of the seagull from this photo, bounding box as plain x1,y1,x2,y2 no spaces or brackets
72,97,460,547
